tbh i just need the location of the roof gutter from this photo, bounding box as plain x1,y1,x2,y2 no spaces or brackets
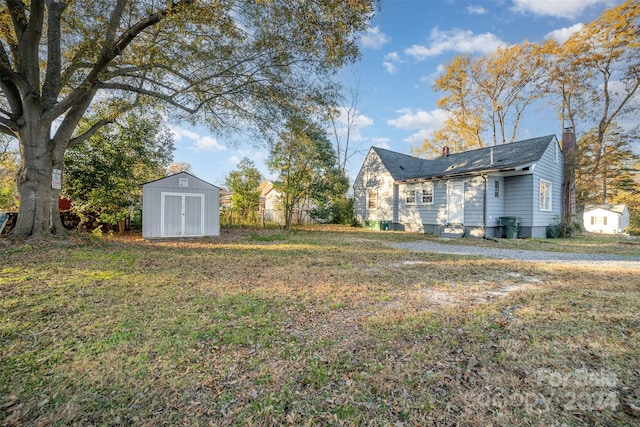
395,162,538,184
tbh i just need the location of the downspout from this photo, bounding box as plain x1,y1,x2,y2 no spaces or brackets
482,174,487,238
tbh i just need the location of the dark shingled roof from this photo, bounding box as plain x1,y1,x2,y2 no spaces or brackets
373,135,557,182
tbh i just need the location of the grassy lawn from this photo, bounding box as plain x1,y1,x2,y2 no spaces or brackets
1,226,639,426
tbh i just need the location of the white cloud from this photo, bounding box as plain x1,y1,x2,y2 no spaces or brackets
402,129,436,145
420,63,446,85
171,125,227,152
544,23,584,43
511,0,613,19
405,28,506,61
333,107,374,129
332,107,374,142
387,108,449,145
171,126,200,141
387,108,448,130
383,51,402,74
465,4,487,15
360,25,390,49
371,137,390,149
194,136,226,152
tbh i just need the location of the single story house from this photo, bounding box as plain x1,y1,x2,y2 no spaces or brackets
583,204,629,235
142,172,220,239
353,134,566,238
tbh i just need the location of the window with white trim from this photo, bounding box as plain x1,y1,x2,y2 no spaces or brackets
405,186,416,204
367,189,377,209
539,180,552,211
494,180,500,198
420,184,434,204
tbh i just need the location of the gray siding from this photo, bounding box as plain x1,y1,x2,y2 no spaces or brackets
532,140,563,226
142,172,220,239
395,181,446,231
486,175,505,228
396,178,485,229
463,177,484,226
504,174,534,226
354,137,564,238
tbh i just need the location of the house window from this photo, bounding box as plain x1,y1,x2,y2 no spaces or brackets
420,184,433,204
603,216,607,226
591,216,595,225
367,189,377,209
405,187,416,204
494,180,500,198
539,180,552,211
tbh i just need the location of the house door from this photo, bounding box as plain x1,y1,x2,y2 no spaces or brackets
161,192,205,237
447,182,465,224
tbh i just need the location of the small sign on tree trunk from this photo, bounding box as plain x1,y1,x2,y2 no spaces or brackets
52,169,62,190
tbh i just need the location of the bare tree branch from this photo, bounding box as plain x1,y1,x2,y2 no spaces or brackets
67,118,113,148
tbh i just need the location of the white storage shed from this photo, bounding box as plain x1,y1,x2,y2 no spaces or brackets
583,204,630,235
142,172,220,239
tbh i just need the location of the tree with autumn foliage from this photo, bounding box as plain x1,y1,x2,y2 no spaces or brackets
0,0,377,240
423,0,640,232
415,42,550,158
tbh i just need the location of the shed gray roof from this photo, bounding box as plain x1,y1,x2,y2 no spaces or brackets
373,135,558,182
141,171,220,189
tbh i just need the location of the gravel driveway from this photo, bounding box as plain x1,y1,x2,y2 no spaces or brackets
392,240,640,269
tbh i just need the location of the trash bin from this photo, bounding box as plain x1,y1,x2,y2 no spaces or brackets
500,216,520,239
380,221,390,231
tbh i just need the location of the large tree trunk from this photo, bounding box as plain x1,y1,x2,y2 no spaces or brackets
9,120,68,240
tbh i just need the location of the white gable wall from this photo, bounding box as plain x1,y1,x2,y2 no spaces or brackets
353,149,396,224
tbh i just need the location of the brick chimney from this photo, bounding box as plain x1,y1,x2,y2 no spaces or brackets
562,128,577,225
441,146,450,157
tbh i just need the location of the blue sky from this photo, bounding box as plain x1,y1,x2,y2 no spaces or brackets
169,0,626,188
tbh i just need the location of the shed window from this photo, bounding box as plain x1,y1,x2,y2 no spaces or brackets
539,180,552,211
603,216,608,226
494,180,500,198
405,187,416,204
420,184,433,204
367,190,378,209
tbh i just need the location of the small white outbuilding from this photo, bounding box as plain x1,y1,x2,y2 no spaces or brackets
583,204,630,235
142,172,220,239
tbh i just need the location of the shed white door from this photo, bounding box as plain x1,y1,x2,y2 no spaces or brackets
161,192,205,237
447,182,465,224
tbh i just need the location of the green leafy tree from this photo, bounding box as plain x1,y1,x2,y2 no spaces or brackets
62,113,173,232
268,115,347,230
225,158,262,220
0,0,377,240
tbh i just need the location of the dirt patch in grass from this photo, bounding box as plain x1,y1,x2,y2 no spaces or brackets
1,226,639,426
